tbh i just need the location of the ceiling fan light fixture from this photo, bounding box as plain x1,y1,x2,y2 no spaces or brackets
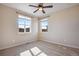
39,7,43,10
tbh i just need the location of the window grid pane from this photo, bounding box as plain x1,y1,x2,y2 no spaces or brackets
18,24,24,28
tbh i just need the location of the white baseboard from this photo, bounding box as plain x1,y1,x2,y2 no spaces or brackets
41,39,79,49
0,40,36,50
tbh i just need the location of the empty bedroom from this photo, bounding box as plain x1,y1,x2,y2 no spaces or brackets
0,3,79,56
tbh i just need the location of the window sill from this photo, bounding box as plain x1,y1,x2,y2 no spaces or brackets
17,32,31,34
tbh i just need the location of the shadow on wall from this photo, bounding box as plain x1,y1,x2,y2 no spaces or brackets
20,47,47,56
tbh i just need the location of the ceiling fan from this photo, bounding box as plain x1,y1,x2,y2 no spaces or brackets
29,3,53,14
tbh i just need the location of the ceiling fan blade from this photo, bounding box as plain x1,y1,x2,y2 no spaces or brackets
29,5,38,7
33,9,39,13
42,9,45,14
43,5,53,8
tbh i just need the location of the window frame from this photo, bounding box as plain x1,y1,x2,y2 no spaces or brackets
17,14,31,33
40,18,48,32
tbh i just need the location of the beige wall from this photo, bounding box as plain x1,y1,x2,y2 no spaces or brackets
0,5,38,50
39,5,79,48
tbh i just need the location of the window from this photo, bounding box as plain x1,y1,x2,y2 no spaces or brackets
40,19,48,32
17,15,31,32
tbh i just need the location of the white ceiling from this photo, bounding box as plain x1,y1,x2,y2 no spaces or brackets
2,3,79,18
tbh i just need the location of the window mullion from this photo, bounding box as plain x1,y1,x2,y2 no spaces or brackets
24,20,26,33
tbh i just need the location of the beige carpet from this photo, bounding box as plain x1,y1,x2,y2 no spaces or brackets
0,40,79,56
